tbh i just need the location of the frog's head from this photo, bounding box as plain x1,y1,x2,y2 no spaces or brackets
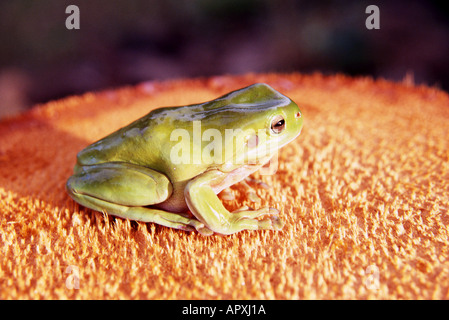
201,83,303,168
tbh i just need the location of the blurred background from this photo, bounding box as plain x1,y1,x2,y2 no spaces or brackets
1,0,448,119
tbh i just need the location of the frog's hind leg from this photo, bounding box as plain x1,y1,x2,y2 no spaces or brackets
68,192,209,234
66,162,211,235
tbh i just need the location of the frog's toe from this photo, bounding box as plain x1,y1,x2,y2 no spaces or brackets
177,225,196,232
211,210,284,235
245,177,272,190
156,216,196,232
196,226,214,236
256,215,284,231
269,215,284,230
233,206,276,219
246,191,260,203
240,179,261,202
220,189,235,201
154,212,207,234
232,206,251,213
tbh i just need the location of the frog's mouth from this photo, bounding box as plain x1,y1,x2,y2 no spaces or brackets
243,129,301,164
219,122,302,169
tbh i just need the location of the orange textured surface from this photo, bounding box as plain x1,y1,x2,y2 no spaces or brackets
1,73,449,299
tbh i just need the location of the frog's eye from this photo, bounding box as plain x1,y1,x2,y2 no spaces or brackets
270,115,285,134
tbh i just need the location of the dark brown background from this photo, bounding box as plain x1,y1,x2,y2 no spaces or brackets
1,0,448,119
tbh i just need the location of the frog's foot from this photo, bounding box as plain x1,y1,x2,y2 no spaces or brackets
241,177,273,203
240,179,260,203
258,215,284,231
220,178,271,203
133,208,214,235
232,206,278,217
220,188,235,201
230,206,284,231
245,177,272,190
196,226,214,236
153,210,213,235
185,170,284,235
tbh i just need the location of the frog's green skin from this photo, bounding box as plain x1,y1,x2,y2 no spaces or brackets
66,83,303,235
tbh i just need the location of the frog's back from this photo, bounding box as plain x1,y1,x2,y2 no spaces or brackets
76,82,296,173
76,111,164,166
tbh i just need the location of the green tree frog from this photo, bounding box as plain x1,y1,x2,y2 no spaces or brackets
66,83,303,235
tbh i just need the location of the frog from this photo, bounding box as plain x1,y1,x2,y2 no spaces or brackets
66,83,303,235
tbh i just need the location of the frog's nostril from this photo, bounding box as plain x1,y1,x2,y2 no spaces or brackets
295,112,301,118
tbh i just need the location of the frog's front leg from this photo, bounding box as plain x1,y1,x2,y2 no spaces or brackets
185,170,284,235
66,162,211,234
